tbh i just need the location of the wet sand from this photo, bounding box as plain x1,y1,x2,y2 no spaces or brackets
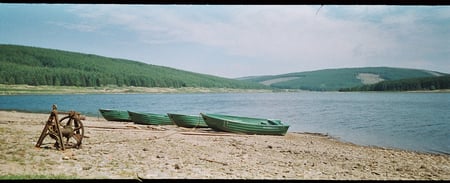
0,110,449,180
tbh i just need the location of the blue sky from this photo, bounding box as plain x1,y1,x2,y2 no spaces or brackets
1,4,449,78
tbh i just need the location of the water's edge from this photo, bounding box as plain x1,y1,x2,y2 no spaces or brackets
1,92,448,155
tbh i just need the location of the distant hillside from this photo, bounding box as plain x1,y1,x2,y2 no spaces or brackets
0,44,269,89
238,67,447,91
340,75,450,92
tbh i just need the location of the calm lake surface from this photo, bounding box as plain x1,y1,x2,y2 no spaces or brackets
1,92,449,155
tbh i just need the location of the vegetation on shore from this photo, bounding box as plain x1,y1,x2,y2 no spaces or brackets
0,44,268,89
339,75,450,92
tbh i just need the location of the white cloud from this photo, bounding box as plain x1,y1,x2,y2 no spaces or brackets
47,21,99,32
59,5,449,77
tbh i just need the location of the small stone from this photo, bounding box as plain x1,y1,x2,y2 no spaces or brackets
143,148,149,151
174,164,181,169
62,156,70,160
267,145,273,149
82,166,92,170
156,155,164,158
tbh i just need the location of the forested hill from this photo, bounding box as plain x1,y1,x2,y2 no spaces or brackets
238,67,447,91
339,75,450,92
0,44,268,89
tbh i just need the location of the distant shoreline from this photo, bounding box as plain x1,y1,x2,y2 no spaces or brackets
0,84,278,95
406,89,450,93
1,84,449,95
340,89,450,93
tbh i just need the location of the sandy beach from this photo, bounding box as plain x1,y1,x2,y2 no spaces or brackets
0,110,449,180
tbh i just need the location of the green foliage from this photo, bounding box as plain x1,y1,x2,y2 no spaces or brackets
340,75,450,91
241,67,446,91
0,44,269,89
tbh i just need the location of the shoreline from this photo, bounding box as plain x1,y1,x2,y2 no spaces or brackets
2,84,449,95
0,110,449,180
1,109,448,156
0,84,278,95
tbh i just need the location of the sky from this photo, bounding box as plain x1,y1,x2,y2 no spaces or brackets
1,4,449,78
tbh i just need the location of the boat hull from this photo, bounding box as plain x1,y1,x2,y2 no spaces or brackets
99,109,132,122
167,113,209,128
200,113,289,136
128,111,173,125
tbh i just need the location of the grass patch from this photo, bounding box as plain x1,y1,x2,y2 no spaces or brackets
0,174,75,179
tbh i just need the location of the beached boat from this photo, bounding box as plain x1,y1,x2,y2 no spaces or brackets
200,113,290,136
98,109,132,122
128,111,173,125
167,113,209,128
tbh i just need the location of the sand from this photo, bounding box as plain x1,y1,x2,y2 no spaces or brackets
0,110,449,180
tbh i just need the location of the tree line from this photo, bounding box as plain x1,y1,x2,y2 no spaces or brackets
241,67,442,91
339,75,450,91
0,44,269,89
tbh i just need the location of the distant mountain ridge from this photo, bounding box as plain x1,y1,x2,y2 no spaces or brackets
1,44,447,92
0,44,269,89
238,67,448,91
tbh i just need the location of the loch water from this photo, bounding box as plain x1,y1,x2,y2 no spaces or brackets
0,92,449,155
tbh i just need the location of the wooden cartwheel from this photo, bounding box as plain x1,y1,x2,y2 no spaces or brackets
35,104,85,151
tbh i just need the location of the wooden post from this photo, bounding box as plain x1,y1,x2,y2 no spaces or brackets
35,104,66,150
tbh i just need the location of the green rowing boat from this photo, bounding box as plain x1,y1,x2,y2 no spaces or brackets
99,109,132,122
128,111,173,125
200,113,289,136
167,113,209,128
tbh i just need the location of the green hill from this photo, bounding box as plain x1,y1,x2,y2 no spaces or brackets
238,67,447,91
0,44,269,89
340,75,450,92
